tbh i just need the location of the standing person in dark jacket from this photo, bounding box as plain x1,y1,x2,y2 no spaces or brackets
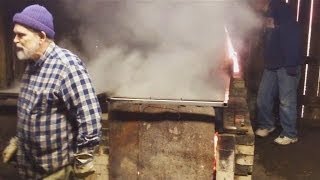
1,4,102,179
254,0,303,145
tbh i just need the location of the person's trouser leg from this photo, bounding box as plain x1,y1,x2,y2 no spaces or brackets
278,67,301,138
256,69,278,129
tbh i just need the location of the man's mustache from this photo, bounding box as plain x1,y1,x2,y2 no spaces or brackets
15,45,24,51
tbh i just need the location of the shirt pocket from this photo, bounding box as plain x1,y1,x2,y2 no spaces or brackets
30,89,59,115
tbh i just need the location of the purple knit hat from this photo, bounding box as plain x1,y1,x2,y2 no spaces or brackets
13,4,55,39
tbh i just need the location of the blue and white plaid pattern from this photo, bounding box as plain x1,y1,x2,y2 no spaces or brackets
16,42,102,179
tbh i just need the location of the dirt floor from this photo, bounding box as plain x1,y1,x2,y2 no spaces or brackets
252,123,320,180
1,106,320,180
0,107,20,180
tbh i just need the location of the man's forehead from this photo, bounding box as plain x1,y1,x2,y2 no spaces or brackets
13,24,34,34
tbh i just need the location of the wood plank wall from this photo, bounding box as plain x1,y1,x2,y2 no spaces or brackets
0,5,8,88
0,2,27,89
297,0,320,124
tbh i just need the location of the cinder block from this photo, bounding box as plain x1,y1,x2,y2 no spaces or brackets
236,154,254,166
235,164,253,176
234,111,251,126
216,134,236,180
217,149,235,172
218,134,236,150
232,78,246,89
216,170,235,180
227,97,248,110
230,88,247,98
235,175,252,180
235,134,255,146
235,145,254,155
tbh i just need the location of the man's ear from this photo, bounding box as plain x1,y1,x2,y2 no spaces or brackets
39,31,47,42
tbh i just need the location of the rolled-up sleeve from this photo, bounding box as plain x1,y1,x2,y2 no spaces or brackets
60,60,102,153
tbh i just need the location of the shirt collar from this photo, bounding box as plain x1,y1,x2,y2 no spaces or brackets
32,42,56,68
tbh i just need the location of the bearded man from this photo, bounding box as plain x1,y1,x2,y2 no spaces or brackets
2,4,102,179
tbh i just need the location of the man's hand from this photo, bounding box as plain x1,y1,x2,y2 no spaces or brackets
2,137,18,163
73,152,95,178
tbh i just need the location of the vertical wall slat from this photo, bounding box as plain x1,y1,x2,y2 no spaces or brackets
305,62,319,96
0,6,8,88
299,0,320,121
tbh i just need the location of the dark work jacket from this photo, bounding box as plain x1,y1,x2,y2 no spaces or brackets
264,1,303,69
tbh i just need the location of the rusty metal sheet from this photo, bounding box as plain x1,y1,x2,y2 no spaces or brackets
109,102,215,179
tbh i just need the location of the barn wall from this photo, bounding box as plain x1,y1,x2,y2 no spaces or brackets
0,0,84,88
310,0,320,61
0,5,8,88
298,0,320,123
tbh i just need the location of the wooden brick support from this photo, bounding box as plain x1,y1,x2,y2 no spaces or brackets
219,75,255,180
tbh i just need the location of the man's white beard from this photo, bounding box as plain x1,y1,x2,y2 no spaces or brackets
16,50,30,60
16,40,40,60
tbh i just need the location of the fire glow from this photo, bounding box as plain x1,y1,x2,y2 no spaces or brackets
213,132,219,172
225,27,240,74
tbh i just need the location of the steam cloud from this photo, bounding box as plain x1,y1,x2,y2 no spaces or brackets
60,0,259,101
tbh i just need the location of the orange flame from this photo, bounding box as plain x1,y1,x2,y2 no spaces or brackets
224,27,240,74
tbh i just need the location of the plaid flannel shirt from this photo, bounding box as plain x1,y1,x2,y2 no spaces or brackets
16,42,102,179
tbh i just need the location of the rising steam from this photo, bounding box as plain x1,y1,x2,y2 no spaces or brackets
60,0,259,101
